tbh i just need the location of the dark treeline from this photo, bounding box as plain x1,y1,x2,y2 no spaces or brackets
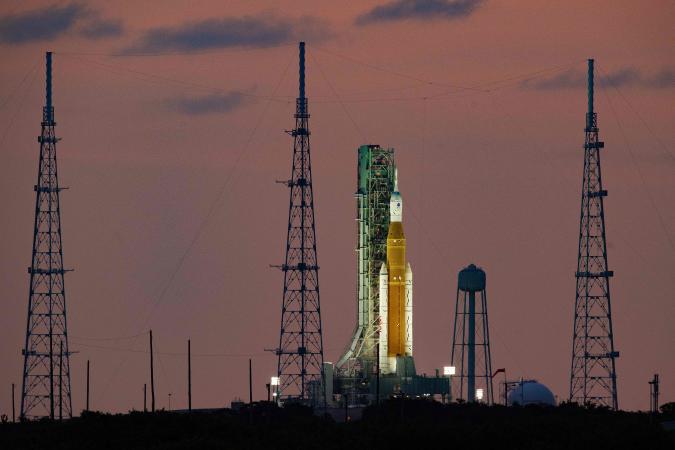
1,400,674,449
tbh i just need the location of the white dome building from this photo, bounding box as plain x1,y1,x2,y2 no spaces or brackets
507,380,556,406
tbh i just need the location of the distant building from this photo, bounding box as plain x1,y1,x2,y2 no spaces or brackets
508,380,556,406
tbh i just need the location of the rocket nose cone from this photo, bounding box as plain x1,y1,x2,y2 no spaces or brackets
406,263,412,274
380,263,388,275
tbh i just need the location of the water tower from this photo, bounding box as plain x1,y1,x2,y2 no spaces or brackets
451,264,494,403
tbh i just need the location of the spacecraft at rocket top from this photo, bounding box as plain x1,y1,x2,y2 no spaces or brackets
378,169,413,374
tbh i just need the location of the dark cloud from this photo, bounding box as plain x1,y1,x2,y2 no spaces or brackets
79,18,123,39
522,70,586,89
645,68,675,89
124,14,330,54
522,67,675,90
166,92,247,115
601,67,640,88
0,3,85,43
0,3,124,43
356,0,485,25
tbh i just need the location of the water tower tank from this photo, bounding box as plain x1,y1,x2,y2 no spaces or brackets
508,380,556,406
458,264,486,292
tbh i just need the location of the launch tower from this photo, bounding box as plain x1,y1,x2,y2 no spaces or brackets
20,52,73,420
337,145,396,376
569,59,619,410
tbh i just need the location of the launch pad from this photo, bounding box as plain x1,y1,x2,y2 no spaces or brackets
323,145,450,406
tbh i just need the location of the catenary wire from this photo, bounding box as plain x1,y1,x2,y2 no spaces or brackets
597,66,675,253
0,62,40,148
603,76,674,163
310,52,367,142
135,55,295,332
83,53,294,403
61,53,292,103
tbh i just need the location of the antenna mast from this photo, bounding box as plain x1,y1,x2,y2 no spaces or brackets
275,42,325,404
570,59,619,409
20,52,73,420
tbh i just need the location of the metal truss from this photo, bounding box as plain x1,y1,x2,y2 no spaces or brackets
570,59,619,410
21,52,73,420
337,145,395,378
275,42,325,405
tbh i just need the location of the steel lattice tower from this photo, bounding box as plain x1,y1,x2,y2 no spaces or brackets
20,52,73,420
275,42,325,404
569,59,619,410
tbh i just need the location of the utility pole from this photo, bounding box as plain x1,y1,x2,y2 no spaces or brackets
649,374,659,413
188,340,192,412
86,360,90,412
249,359,253,405
149,330,155,412
503,370,507,406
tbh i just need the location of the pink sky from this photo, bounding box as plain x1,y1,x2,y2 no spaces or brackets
0,0,673,414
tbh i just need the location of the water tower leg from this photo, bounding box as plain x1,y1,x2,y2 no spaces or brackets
468,290,475,402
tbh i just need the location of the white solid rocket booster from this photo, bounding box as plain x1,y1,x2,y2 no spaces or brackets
405,262,413,356
378,263,389,373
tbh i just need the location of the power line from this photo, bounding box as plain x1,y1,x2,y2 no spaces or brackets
56,43,296,58
70,332,149,341
93,333,145,405
71,340,267,358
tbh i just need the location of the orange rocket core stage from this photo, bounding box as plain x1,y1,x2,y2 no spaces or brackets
387,221,406,356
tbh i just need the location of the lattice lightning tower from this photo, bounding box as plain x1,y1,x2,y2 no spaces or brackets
20,52,73,420
275,42,325,404
569,59,619,410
